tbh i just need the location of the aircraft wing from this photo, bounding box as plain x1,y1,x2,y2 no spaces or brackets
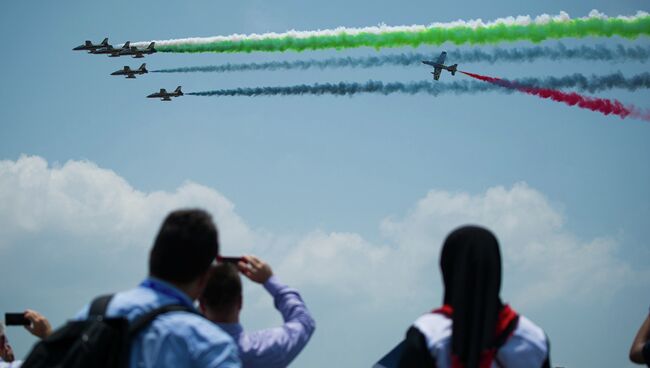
162,96,172,101
433,67,442,81
436,51,447,65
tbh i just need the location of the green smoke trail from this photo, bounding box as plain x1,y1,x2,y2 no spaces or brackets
155,14,650,54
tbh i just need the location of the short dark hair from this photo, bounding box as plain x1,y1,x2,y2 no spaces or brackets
202,263,242,311
149,209,219,283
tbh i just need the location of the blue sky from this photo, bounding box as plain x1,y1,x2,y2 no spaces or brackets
1,0,649,367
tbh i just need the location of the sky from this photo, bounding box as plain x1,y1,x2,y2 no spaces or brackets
0,0,649,367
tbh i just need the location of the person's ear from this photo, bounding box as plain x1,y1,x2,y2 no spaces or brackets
197,267,213,291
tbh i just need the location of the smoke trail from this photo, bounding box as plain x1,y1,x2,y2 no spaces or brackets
134,10,650,53
187,72,650,97
152,44,650,74
514,72,650,93
461,71,649,121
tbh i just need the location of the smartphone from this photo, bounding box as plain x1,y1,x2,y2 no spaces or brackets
217,255,244,264
5,313,29,326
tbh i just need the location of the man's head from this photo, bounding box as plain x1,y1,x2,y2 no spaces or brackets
149,209,219,284
200,263,243,323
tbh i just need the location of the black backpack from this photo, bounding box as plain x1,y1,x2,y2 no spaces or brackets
22,294,196,368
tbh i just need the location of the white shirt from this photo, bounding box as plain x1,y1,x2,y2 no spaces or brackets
412,313,549,368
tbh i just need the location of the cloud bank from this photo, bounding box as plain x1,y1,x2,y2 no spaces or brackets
0,155,632,310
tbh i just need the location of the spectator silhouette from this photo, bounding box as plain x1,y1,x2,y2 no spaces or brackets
200,255,315,368
74,209,240,367
398,225,550,368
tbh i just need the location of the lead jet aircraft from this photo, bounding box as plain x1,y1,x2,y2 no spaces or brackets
72,38,109,52
110,42,157,58
147,86,183,101
111,63,148,79
422,52,458,81
91,41,130,56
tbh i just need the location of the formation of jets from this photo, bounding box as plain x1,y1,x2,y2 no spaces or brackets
73,38,182,101
73,39,156,58
75,37,457,101
422,51,458,81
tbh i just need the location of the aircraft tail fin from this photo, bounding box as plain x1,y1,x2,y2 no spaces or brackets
101,38,109,46
140,63,147,72
123,41,130,49
449,64,458,76
148,42,155,49
175,86,183,95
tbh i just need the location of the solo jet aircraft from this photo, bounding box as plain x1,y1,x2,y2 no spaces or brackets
422,52,458,81
73,38,109,52
110,42,157,58
111,64,148,79
147,86,183,101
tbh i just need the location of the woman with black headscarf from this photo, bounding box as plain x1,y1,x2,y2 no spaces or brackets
398,225,550,368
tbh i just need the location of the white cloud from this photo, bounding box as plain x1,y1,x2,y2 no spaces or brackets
0,155,633,312
377,184,633,307
0,155,259,253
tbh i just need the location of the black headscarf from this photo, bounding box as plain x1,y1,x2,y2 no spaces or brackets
440,225,503,368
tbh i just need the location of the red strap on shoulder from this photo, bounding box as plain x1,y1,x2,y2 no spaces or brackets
495,304,518,337
432,304,453,318
429,304,519,368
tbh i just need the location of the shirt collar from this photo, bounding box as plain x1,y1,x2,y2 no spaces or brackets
140,277,195,309
215,322,244,337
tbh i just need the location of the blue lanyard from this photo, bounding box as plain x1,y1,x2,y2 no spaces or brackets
140,279,195,309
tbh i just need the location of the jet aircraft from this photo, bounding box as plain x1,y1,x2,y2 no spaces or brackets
72,38,109,52
110,42,157,58
147,86,183,101
422,52,458,81
91,41,130,56
111,63,148,79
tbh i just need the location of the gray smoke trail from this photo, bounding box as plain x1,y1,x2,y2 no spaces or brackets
188,72,650,97
156,44,650,74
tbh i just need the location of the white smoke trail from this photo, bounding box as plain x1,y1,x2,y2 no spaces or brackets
130,10,648,48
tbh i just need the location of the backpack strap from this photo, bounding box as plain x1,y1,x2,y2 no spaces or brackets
128,304,198,337
88,294,114,318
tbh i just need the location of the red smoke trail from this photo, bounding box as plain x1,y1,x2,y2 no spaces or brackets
460,71,649,121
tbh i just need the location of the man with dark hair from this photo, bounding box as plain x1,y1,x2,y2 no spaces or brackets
75,209,240,367
200,255,315,368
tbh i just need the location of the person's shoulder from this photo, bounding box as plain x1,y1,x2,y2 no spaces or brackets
148,312,240,366
512,315,548,351
156,312,235,344
74,287,151,320
498,314,549,366
412,313,452,346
